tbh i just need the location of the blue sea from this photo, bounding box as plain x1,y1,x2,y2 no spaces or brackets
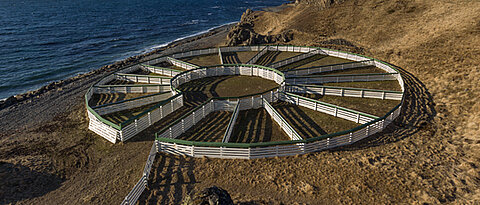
0,0,286,99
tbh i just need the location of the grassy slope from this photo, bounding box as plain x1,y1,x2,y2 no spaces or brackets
140,0,480,204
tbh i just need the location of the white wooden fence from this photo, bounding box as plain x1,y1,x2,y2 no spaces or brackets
267,49,325,69
167,57,200,70
114,73,171,85
222,102,239,143
93,92,172,116
140,64,183,77
285,84,403,100
263,98,302,140
280,92,377,124
170,64,285,94
285,73,399,84
218,48,224,65
246,46,269,64
87,45,404,145
284,60,375,77
119,94,183,142
92,84,172,94
121,142,157,205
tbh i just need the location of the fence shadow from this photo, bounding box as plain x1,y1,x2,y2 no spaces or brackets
273,102,327,138
223,52,241,64
137,153,197,205
0,162,64,204
334,65,436,151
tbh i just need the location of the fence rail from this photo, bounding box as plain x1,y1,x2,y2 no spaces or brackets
170,64,285,94
280,92,377,124
285,84,403,100
284,60,375,77
141,64,183,77
267,49,324,69
167,57,200,70
93,91,172,115
92,84,172,94
115,73,171,85
222,102,240,143
246,46,269,64
121,142,157,205
263,98,302,141
285,73,399,84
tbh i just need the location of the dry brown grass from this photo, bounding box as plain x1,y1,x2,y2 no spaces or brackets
140,0,480,204
178,75,278,98
180,54,221,66
222,51,258,64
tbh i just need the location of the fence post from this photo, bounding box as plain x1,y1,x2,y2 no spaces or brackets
135,119,138,133
181,119,185,133
148,112,152,125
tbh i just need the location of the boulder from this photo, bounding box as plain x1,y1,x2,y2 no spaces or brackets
182,186,234,205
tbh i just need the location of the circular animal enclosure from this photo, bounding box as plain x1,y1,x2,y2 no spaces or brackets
85,45,405,159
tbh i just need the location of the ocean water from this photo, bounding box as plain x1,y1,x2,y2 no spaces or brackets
0,0,286,99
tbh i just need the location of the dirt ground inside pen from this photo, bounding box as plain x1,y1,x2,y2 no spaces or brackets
1,0,480,204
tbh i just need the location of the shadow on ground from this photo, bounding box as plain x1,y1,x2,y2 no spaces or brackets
0,162,64,204
337,64,436,150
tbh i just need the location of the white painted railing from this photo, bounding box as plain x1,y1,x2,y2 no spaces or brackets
285,84,403,100
218,48,224,65
119,94,183,142
93,92,172,115
280,92,377,124
170,64,285,94
115,73,171,85
284,60,375,77
167,57,200,70
121,142,157,205
246,46,269,64
140,64,183,77
263,98,302,141
285,73,399,84
92,84,171,94
267,49,325,69
222,102,240,143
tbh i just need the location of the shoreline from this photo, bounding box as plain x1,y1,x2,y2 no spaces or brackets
0,22,236,109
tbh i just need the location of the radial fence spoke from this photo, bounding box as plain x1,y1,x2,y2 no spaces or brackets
93,91,172,116
280,92,378,124
141,64,183,77
285,72,399,84
246,45,269,64
285,84,403,100
262,98,303,141
167,57,200,70
284,59,375,76
267,49,325,69
114,73,172,85
222,102,240,143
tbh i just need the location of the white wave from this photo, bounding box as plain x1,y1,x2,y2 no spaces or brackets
122,21,238,59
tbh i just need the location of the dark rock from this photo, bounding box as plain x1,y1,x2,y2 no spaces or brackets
182,186,234,205
226,9,294,46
